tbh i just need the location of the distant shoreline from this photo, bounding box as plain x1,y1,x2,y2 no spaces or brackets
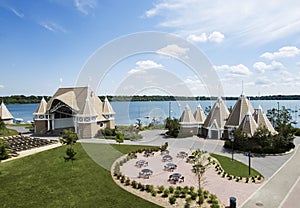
1,94,300,104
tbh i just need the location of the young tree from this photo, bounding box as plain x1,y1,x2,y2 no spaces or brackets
165,117,179,138
0,138,9,160
115,130,124,144
192,149,211,204
60,129,78,145
60,129,78,161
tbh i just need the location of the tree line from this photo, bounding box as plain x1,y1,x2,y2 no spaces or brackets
1,94,300,104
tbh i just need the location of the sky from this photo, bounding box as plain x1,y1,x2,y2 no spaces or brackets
0,0,300,97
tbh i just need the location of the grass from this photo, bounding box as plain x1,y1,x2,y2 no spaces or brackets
0,143,161,208
0,128,18,137
210,153,262,177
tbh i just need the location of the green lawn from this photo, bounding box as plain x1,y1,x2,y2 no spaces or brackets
0,128,18,137
210,153,262,177
0,143,161,208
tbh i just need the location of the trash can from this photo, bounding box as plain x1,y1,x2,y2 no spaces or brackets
230,197,236,208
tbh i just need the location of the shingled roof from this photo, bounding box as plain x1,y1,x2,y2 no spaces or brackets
238,110,258,137
0,102,13,120
193,104,206,125
203,97,229,129
253,105,277,135
179,104,197,124
225,94,255,127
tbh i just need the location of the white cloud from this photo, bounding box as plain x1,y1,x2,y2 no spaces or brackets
156,44,189,59
128,60,163,74
39,21,66,33
208,31,225,43
297,62,300,67
187,33,207,43
253,60,285,73
260,46,300,59
214,64,252,77
9,7,24,18
74,0,96,15
187,31,224,43
145,0,300,45
0,84,4,89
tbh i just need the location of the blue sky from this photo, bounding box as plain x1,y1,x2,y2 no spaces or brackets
0,0,300,97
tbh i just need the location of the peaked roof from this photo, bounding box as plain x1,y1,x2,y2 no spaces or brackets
77,98,97,117
102,97,115,115
253,105,277,134
193,104,206,124
179,104,197,124
0,102,13,120
34,97,47,115
203,97,229,129
238,111,258,137
46,86,108,121
225,94,255,127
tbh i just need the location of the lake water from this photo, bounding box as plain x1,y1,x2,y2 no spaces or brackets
6,100,300,128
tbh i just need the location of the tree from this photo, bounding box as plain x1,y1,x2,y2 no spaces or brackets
115,130,124,144
0,117,5,130
165,117,179,138
60,129,78,161
135,118,143,130
192,149,211,204
0,138,9,160
60,129,78,145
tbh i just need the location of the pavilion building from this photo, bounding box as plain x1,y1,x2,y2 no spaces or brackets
33,86,115,138
202,97,230,139
179,105,199,135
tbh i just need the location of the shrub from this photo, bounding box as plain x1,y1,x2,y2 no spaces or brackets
169,196,177,205
190,192,197,200
203,190,209,199
162,189,170,198
189,186,195,193
151,189,157,197
157,185,164,193
137,182,143,189
174,190,181,198
198,195,204,205
169,186,175,193
131,180,138,189
125,178,130,186
120,175,126,183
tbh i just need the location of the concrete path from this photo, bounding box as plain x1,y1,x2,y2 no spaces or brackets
240,145,300,208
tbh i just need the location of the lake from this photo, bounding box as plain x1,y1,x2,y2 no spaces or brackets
6,100,300,128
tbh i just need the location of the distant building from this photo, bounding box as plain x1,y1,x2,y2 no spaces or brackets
202,97,230,139
0,102,14,124
224,94,277,139
193,104,206,135
33,86,115,138
179,105,198,135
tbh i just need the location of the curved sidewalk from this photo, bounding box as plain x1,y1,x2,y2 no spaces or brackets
241,145,300,208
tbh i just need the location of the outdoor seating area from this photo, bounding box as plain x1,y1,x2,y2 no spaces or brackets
161,150,169,155
1,135,58,157
164,162,177,172
177,151,188,158
186,155,196,163
138,168,153,179
162,155,173,162
168,172,184,184
135,160,148,168
144,150,154,157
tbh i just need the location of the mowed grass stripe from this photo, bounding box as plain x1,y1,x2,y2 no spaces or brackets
211,153,262,177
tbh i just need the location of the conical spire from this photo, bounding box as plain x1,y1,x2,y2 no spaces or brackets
203,97,229,129
253,105,277,135
102,97,115,115
238,110,258,137
33,97,48,115
225,94,255,127
179,104,197,124
193,104,206,124
0,101,13,119
78,97,97,117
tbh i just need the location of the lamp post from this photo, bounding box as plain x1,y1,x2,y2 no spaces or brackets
229,130,234,161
